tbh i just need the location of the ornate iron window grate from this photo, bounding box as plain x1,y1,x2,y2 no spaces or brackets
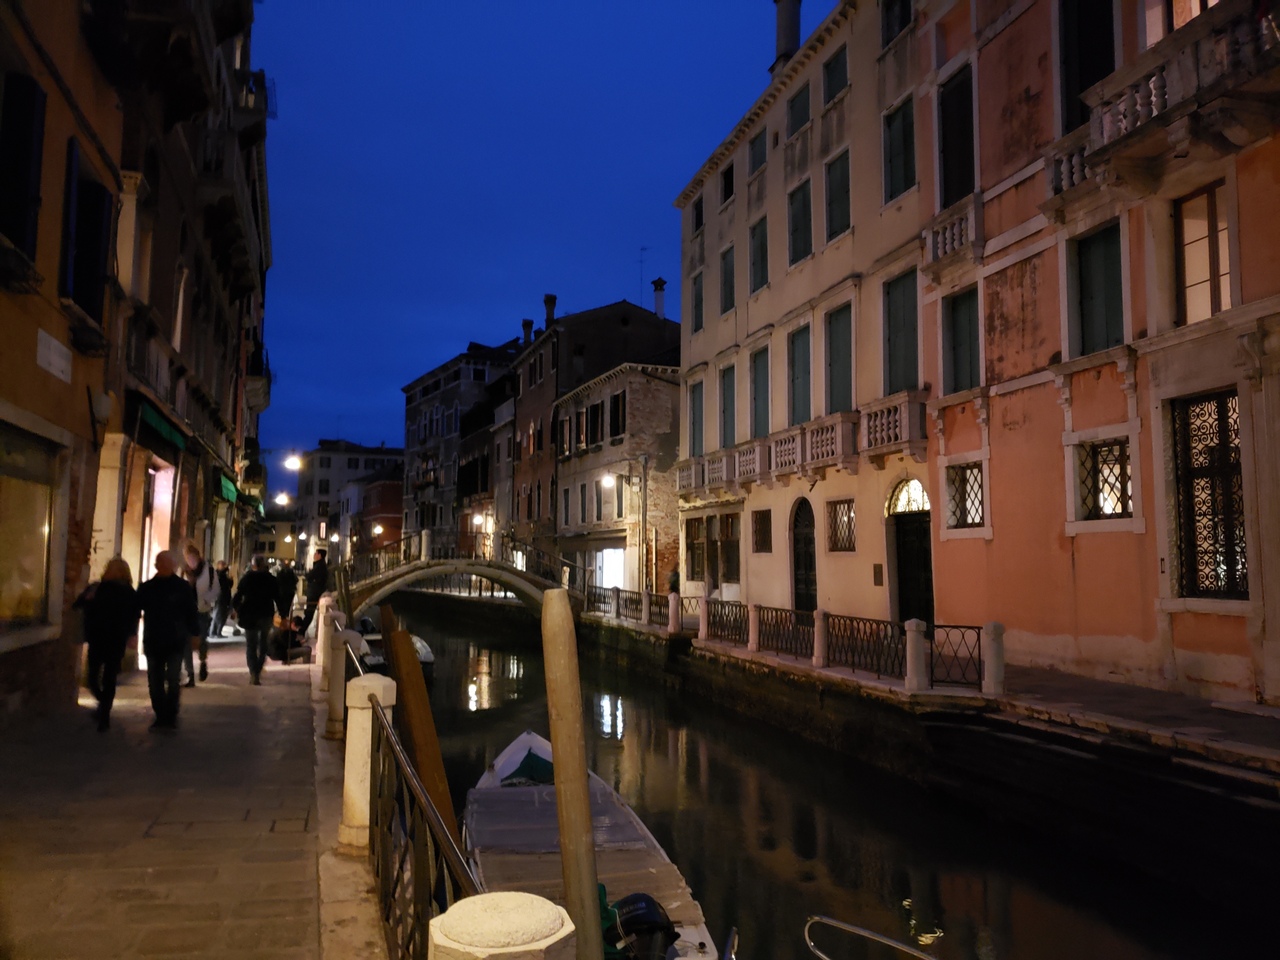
1173,391,1247,600
826,499,856,551
945,463,984,528
1077,439,1132,519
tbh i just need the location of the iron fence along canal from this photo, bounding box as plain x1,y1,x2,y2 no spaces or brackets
707,599,748,645
930,624,982,687
825,615,906,678
648,592,670,626
758,606,815,659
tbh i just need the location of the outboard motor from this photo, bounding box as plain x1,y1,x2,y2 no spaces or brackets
605,893,679,960
357,616,376,635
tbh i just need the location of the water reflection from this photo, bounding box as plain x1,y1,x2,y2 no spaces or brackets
406,606,1260,960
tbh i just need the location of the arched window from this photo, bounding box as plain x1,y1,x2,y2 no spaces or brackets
888,478,930,515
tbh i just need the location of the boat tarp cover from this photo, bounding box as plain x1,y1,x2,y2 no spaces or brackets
465,783,648,853
500,748,555,786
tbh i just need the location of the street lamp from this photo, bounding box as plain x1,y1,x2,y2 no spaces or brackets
330,533,339,543
284,534,293,544
471,514,484,526
274,492,290,506
298,531,308,541
372,524,384,536
283,454,302,471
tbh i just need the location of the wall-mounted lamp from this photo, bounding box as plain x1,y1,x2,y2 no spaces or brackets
284,534,293,544
298,531,308,541
471,514,484,526
329,533,339,543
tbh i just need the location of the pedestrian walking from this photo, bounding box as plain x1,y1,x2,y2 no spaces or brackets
74,557,141,731
297,549,328,637
137,550,200,730
210,559,236,639
275,558,299,621
182,543,220,684
233,554,277,685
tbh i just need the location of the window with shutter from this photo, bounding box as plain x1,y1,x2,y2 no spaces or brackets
826,304,852,414
59,138,80,299
689,382,704,457
1076,223,1123,356
823,46,848,104
884,270,918,394
721,163,734,204
825,151,850,241
562,486,570,525
944,288,980,394
720,246,735,314
882,0,912,47
692,196,704,233
883,101,915,202
788,326,811,425
787,84,810,138
720,365,736,450
0,73,47,262
749,130,767,174
749,218,769,292
579,483,587,523
609,391,626,437
788,181,812,265
750,348,769,439
939,66,974,209
1060,0,1115,133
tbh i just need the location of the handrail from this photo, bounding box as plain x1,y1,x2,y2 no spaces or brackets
804,916,938,960
346,639,366,677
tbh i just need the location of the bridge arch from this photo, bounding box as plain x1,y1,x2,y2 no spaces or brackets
345,558,568,621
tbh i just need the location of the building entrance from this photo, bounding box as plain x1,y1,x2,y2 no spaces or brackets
792,498,817,613
888,478,933,626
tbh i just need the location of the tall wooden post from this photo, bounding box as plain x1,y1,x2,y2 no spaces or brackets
541,589,604,960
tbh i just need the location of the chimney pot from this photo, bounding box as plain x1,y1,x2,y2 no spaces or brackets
651,278,667,319
772,0,801,77
544,294,557,325
522,319,534,344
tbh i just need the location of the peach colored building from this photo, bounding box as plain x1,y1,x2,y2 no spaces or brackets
677,0,1280,702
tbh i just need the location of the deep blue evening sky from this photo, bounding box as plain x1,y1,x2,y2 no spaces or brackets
254,1,837,470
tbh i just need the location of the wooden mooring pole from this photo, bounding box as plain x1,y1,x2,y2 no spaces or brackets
541,588,604,960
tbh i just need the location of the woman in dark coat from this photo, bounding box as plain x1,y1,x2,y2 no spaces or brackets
76,556,141,731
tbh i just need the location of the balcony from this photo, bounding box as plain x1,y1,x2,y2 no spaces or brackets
770,426,805,483
244,346,271,414
1082,0,1280,191
703,450,736,490
922,193,981,280
859,391,928,468
1041,125,1096,216
676,457,704,495
198,130,262,297
804,411,859,475
233,68,275,147
733,439,770,488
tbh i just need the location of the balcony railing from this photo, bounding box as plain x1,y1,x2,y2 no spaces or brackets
859,391,929,467
676,457,704,494
805,411,859,473
704,450,736,489
198,129,262,296
770,426,805,481
1043,125,1094,206
734,439,770,486
923,193,981,271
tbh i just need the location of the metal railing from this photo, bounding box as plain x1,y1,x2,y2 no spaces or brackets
370,698,479,960
680,596,701,621
617,589,643,622
410,573,517,601
930,624,982,687
648,592,670,627
805,916,938,960
348,531,425,585
826,615,905,678
707,599,748,645
586,585,611,615
758,606,814,659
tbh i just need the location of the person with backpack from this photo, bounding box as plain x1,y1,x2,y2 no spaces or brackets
233,554,278,685
183,542,220,685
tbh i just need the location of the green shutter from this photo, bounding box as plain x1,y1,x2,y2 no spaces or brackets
750,218,769,292
692,273,703,331
720,365,736,449
947,288,980,393
826,305,852,413
751,348,770,439
720,246,735,313
689,382,704,457
789,326,811,425
826,151,850,240
789,181,812,264
1078,223,1123,355
885,270,918,394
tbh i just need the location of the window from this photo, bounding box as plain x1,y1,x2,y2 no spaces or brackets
885,270,918,394
536,418,544,452
721,163,734,204
720,246,735,314
318,456,331,469
347,457,359,469
1176,181,1231,325
609,391,626,437
591,480,601,522
318,501,329,517
0,72,47,262
749,130,767,174
788,181,812,265
1163,0,1220,36
562,486,570,525
692,195,704,233
318,479,330,495
576,409,587,449
1077,223,1123,356
826,151,851,241
938,66,974,209
685,518,706,581
827,499,856,551
882,0,912,47
749,217,769,292
689,381,704,457
0,423,54,627
1172,391,1247,600
751,510,772,553
691,272,704,332
558,416,571,457
884,100,916,202
826,304,853,414
823,45,848,104
58,139,113,324
588,402,603,445
536,480,543,519
787,83,810,138
750,347,770,439
579,483,587,523
304,480,314,496
720,365,736,449
615,477,625,519
1061,0,1115,132
1077,440,1131,520
473,367,486,381
944,288,980,394
721,513,741,583
946,464,984,528
788,326,811,425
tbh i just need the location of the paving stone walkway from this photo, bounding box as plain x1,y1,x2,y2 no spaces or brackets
0,641,362,960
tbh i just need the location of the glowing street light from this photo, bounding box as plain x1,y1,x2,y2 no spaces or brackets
329,533,339,543
372,524,384,535
284,534,293,544
298,531,308,541
283,454,302,471
472,514,484,526
274,492,290,506
601,474,616,489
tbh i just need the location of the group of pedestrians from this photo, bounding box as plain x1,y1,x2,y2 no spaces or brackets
75,545,320,731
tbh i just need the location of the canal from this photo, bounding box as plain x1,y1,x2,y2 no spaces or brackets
400,599,1262,960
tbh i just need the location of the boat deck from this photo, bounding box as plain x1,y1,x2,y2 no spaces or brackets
465,782,707,930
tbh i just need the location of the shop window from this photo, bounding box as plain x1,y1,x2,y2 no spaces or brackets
0,424,55,628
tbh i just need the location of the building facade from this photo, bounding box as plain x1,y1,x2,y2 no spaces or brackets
676,0,1280,703
293,440,401,560
337,464,404,561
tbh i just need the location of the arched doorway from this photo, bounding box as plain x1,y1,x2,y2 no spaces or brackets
792,498,817,613
887,478,933,626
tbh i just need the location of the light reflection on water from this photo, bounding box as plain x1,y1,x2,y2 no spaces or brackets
409,609,1257,960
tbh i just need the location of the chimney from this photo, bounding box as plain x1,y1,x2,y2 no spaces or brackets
544,293,557,325
522,319,534,344
651,277,667,319
772,0,801,78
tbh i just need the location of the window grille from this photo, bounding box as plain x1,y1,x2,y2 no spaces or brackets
1077,440,1131,519
752,510,772,553
1173,391,1247,600
827,499,856,551
721,513,740,583
945,463,984,528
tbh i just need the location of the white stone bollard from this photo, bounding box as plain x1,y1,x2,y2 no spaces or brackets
812,609,828,668
667,592,680,635
317,596,334,691
429,891,575,960
904,619,929,693
610,586,621,619
698,596,709,641
982,621,1006,695
325,627,360,739
747,603,760,653
641,590,651,626
337,674,397,847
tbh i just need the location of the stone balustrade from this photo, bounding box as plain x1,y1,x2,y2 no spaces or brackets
805,411,859,472
923,193,980,268
734,439,770,485
704,449,736,489
675,457,703,494
859,390,929,467
1044,125,1093,200
770,426,805,480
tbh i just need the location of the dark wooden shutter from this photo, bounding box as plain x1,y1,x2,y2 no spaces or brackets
1061,0,1114,132
826,151,850,240
0,73,47,260
939,66,974,209
826,305,852,413
788,181,811,264
75,178,113,323
788,326,810,425
885,270,918,394
689,382,704,457
720,365,735,448
751,348,769,439
59,138,80,297
720,246,734,313
948,288,980,393
1078,223,1122,355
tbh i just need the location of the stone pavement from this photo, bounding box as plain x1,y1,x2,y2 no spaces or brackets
0,639,385,960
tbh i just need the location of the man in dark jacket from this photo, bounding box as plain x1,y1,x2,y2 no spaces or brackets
298,549,328,637
233,554,278,685
210,560,235,639
136,550,200,730
275,559,299,621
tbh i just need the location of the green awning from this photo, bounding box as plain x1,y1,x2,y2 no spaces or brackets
239,492,265,517
140,402,186,451
219,474,239,502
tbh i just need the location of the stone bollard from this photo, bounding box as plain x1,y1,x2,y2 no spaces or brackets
610,586,620,619
982,621,1006,695
747,603,760,653
429,891,575,960
325,627,361,739
812,609,828,668
337,674,396,847
698,596,709,641
667,592,680,635
317,597,334,691
420,531,431,562
641,590,651,626
904,619,929,693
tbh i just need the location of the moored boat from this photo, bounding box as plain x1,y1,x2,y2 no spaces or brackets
464,730,717,959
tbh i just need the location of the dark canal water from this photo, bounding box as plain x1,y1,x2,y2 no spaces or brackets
401,602,1261,960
